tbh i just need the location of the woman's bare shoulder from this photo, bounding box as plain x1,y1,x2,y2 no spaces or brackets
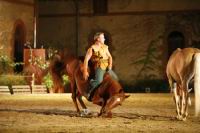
102,44,108,49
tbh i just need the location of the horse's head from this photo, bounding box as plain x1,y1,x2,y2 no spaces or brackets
93,74,130,117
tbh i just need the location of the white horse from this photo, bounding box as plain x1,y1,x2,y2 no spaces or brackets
166,48,200,121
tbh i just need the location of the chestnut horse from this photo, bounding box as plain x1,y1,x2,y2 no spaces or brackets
50,54,129,117
166,48,200,120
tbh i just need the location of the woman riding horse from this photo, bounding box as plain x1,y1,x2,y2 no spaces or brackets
83,32,118,100
50,54,129,117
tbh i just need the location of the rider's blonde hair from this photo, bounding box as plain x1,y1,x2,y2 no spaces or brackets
94,32,104,41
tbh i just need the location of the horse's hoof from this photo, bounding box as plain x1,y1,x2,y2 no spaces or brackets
182,117,187,121
106,112,112,118
176,115,182,120
185,112,188,117
80,113,84,117
80,109,92,117
101,112,112,118
80,112,88,117
82,109,91,115
98,113,102,117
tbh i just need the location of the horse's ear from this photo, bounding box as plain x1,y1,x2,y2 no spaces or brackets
124,94,130,99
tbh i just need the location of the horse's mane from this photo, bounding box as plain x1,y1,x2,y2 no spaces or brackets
78,56,85,62
49,54,66,81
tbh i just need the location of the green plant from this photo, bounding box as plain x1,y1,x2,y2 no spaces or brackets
0,74,27,86
43,72,54,89
46,47,58,60
42,73,70,91
0,55,23,74
33,56,49,70
62,74,70,85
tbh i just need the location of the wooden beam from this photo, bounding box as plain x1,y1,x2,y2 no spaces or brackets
39,9,200,18
0,0,34,6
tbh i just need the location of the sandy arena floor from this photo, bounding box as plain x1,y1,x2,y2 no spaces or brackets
0,93,200,133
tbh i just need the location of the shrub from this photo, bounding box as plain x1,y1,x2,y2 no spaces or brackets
0,74,28,86
42,73,54,89
42,73,70,92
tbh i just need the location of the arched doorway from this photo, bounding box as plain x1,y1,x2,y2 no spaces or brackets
13,21,26,73
167,31,185,58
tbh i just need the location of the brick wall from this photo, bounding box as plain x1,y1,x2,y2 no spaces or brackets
0,0,34,58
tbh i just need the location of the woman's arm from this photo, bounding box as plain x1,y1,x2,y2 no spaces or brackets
83,47,92,80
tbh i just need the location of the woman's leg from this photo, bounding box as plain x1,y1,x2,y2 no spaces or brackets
90,67,106,89
87,68,105,100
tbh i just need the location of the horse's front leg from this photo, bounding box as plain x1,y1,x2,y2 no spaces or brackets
72,93,80,113
179,92,189,121
71,81,80,114
99,100,106,117
77,95,87,109
180,82,189,121
183,82,192,120
182,91,189,121
185,95,191,118
173,83,181,120
77,95,91,116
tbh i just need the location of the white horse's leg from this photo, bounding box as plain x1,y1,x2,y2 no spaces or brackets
181,90,185,114
181,90,187,121
173,83,181,120
182,95,191,120
183,84,191,120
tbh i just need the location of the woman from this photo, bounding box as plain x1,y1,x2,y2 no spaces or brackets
83,32,118,100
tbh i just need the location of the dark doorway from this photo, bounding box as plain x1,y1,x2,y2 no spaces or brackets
14,24,25,73
167,31,185,58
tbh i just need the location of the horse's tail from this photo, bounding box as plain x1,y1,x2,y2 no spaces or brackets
49,54,66,83
194,53,200,116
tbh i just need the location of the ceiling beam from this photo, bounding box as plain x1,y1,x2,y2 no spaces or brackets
0,0,34,6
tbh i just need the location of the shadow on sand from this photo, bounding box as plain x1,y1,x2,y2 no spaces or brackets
0,108,176,121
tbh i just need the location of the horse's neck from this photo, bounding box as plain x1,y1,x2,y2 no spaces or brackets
93,75,122,99
97,75,112,93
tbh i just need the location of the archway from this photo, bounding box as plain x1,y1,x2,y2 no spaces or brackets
13,20,26,73
167,31,185,58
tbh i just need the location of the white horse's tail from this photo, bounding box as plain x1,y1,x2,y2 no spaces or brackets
194,53,200,116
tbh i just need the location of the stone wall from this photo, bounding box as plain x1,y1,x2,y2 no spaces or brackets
38,0,200,86
108,0,200,12
0,0,34,58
